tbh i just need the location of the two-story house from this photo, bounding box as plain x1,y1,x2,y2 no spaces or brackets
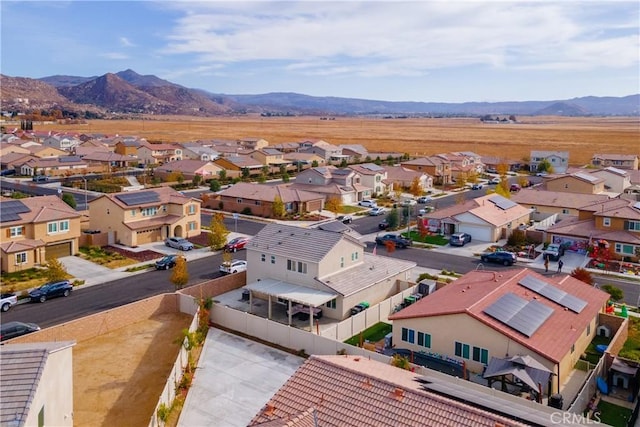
290,166,372,204
154,159,224,181
511,188,610,218
401,156,452,185
179,144,220,162
299,140,345,162
383,165,433,193
591,154,639,170
114,139,141,156
249,148,289,169
589,167,632,194
42,135,82,152
244,223,416,325
136,142,183,165
0,196,82,273
544,172,605,194
338,144,369,163
348,163,388,196
87,188,201,247
436,152,482,180
530,151,569,174
237,137,269,150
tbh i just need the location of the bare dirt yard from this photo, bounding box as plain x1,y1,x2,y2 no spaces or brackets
39,115,639,166
73,312,192,427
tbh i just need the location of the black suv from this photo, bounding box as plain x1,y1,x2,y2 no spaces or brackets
1,321,40,341
28,280,73,303
155,255,181,270
375,234,411,248
480,251,517,266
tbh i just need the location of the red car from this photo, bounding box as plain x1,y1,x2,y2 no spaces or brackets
224,237,250,252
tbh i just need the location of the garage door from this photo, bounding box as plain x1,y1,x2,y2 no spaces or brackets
459,225,493,242
45,242,72,260
136,228,161,245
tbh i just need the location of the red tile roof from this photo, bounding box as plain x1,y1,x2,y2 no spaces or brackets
389,268,609,363
0,195,81,225
250,355,528,427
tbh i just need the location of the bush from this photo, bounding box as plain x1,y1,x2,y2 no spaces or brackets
507,229,527,247
241,207,253,215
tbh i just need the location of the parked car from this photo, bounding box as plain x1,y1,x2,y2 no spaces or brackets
224,237,250,252
480,251,517,266
418,206,435,215
164,237,194,251
350,302,370,316
471,183,484,190
375,233,411,248
417,196,432,203
543,243,565,261
0,169,16,176
29,280,73,303
401,199,417,206
358,199,377,208
32,175,49,183
536,172,548,177
155,254,182,270
219,259,247,274
378,219,389,230
1,321,41,342
369,207,386,216
488,177,501,185
0,293,18,312
510,184,522,192
449,233,472,247
336,215,353,224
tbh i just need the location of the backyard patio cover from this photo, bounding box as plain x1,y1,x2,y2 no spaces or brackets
612,357,638,376
245,278,337,307
483,355,554,391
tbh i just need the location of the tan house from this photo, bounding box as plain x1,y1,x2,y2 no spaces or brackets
0,196,82,273
0,143,30,157
590,167,632,194
204,182,324,216
26,145,67,158
248,148,289,168
511,188,611,217
154,159,223,181
401,156,452,185
298,140,344,162
245,223,415,323
348,163,388,196
282,152,325,169
114,139,141,156
137,142,183,165
290,165,372,204
389,268,610,394
530,151,569,174
545,172,605,194
88,187,201,247
383,165,433,193
592,153,639,170
237,137,269,150
18,156,89,177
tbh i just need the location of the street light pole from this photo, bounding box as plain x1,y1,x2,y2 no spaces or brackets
82,177,87,210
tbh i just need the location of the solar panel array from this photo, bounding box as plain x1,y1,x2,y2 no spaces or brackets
484,293,553,337
0,200,31,222
488,195,517,210
361,163,385,171
115,191,160,206
519,275,587,313
574,172,599,183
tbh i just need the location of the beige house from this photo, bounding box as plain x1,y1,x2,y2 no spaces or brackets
290,165,372,204
389,268,609,394
383,165,433,193
0,341,75,427
545,172,605,194
530,151,569,174
511,189,611,217
401,156,452,185
0,196,82,273
18,156,89,177
88,187,201,247
137,142,183,165
245,223,415,323
590,167,632,194
26,145,67,158
592,154,639,170
0,143,31,157
348,163,388,196
248,148,289,167
154,159,223,181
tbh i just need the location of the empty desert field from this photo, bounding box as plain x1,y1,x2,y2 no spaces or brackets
39,115,639,166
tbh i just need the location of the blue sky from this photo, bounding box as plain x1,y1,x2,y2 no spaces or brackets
1,1,638,103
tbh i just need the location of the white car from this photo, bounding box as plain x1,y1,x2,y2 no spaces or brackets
369,207,386,216
401,199,417,206
358,199,377,208
219,260,247,274
164,237,194,251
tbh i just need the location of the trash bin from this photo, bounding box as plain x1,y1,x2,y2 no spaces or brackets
548,394,563,409
242,290,250,301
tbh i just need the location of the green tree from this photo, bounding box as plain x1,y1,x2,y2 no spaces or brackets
339,158,348,168
601,285,624,302
192,174,202,187
209,179,221,192
272,195,285,218
241,168,250,181
279,164,287,177
374,157,382,166
218,169,227,182
537,159,554,174
61,193,77,209
45,258,68,282
208,213,230,250
364,155,372,163
311,160,319,167
386,208,399,229
282,172,290,183
391,354,411,370
325,196,343,215
170,255,189,289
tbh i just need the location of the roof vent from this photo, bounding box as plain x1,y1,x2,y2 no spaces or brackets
264,404,276,417
362,379,372,389
392,388,405,400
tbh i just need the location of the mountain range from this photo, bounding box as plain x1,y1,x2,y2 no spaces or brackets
1,69,638,117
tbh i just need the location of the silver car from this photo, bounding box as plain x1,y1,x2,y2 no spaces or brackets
164,237,194,251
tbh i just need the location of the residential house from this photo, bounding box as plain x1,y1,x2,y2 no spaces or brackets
244,223,415,323
591,154,639,170
180,144,220,162
249,148,289,169
290,166,372,204
42,135,82,151
0,196,82,273
219,155,265,176
114,139,141,156
0,143,30,157
0,341,75,427
544,172,605,194
511,188,610,217
25,145,68,159
348,163,388,196
250,354,555,427
83,152,139,169
338,144,369,162
401,156,452,185
136,142,183,165
0,152,37,173
237,137,269,150
18,156,89,177
299,140,345,162
530,151,569,174
420,194,531,242
271,141,301,153
154,159,224,181
205,182,324,216
589,167,632,194
383,165,433,193
546,198,640,261
481,156,523,172
211,157,242,179
73,145,112,159
389,268,610,394
436,151,483,180
282,152,326,169
88,187,201,247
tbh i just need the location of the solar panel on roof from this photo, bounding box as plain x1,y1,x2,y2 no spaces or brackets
115,191,160,206
1,200,31,214
519,275,587,313
484,293,553,337
574,172,598,182
488,195,517,210
362,164,384,171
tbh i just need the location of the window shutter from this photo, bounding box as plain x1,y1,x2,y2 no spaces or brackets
21,226,25,234
624,221,630,230
6,229,10,238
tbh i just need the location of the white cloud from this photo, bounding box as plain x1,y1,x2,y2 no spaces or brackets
119,37,135,47
101,52,129,60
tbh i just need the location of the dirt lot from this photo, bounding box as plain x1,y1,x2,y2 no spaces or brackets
37,115,639,166
73,312,193,427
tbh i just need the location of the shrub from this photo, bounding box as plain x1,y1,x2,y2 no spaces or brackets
507,229,527,247
241,207,253,215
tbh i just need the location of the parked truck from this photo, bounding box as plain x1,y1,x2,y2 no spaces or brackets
1,293,18,312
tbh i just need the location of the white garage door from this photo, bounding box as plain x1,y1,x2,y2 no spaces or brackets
460,224,493,242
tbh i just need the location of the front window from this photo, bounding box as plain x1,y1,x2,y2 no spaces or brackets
15,252,27,264
340,257,344,268
261,254,266,262
47,222,58,233
188,204,196,214
10,226,23,237
401,327,415,344
472,346,489,364
59,220,69,232
455,341,470,359
142,207,158,216
625,220,640,231
326,299,336,309
615,243,635,255
603,217,611,227
188,221,197,231
417,332,431,348
270,255,276,264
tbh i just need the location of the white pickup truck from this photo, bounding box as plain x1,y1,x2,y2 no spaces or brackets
1,293,18,312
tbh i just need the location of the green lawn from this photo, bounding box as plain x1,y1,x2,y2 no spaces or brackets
620,317,640,361
344,322,392,346
583,335,610,365
597,400,632,427
403,230,449,246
